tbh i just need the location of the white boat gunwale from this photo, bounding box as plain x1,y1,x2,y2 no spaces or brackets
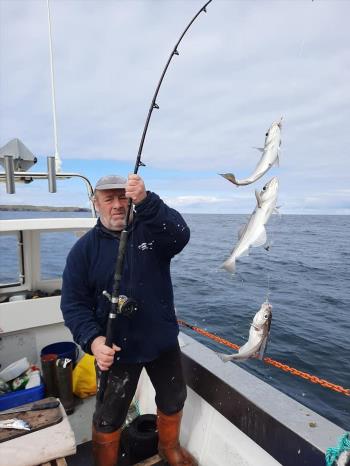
180,333,344,466
0,217,97,233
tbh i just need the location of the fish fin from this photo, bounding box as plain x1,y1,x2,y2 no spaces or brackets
237,223,248,240
255,189,262,208
251,227,267,247
264,240,273,251
274,206,282,217
253,146,264,153
219,173,238,186
274,155,280,168
216,352,235,362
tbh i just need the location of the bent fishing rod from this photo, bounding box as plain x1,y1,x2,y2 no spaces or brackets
98,0,213,402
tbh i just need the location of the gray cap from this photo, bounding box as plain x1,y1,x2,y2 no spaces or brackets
95,175,127,191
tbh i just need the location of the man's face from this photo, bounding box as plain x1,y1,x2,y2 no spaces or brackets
94,188,129,231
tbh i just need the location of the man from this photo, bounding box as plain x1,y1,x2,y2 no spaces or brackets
61,174,197,466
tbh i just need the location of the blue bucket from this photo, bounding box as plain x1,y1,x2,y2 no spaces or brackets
40,341,79,365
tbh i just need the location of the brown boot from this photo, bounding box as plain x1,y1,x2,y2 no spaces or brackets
92,425,121,466
157,409,198,466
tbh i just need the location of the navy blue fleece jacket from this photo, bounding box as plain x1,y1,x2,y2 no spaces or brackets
60,192,190,363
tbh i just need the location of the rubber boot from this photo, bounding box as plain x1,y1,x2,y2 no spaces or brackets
92,426,121,466
157,409,198,466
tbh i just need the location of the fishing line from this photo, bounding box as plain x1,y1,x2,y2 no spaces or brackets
263,219,276,306
265,272,271,303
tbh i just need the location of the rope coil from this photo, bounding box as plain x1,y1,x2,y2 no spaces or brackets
178,319,350,397
325,432,350,466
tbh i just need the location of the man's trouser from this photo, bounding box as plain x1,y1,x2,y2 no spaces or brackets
93,343,187,432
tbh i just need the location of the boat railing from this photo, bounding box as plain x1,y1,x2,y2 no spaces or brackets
0,171,97,217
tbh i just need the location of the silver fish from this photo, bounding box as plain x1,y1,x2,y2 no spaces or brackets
0,418,31,430
220,118,282,186
222,176,279,273
217,301,272,362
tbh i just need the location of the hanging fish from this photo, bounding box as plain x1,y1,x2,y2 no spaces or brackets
222,176,279,273
217,301,272,362
220,118,282,186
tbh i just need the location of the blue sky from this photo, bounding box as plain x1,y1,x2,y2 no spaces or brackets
0,0,349,214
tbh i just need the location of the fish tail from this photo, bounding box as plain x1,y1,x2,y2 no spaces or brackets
219,173,239,186
222,258,236,274
216,352,234,362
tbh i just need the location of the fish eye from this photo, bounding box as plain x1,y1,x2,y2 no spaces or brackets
265,132,268,137
262,186,266,191
264,314,268,318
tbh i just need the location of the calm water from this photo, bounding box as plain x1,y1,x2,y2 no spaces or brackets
1,211,349,429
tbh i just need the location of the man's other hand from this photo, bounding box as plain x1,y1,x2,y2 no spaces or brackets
91,336,121,371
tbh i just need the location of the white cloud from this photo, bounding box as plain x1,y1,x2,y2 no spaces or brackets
166,194,227,206
0,0,349,214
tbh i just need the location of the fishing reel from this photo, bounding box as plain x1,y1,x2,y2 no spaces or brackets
117,295,139,317
102,291,138,318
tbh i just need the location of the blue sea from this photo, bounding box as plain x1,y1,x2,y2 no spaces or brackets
1,211,349,430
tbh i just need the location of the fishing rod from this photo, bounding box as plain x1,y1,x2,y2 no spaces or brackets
98,0,213,402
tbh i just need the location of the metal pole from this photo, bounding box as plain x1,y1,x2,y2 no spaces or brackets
47,156,57,193
4,156,15,194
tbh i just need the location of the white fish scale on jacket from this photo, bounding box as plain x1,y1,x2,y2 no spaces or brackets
220,118,282,186
217,301,272,362
222,177,279,273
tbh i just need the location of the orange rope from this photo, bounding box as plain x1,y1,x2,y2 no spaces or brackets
178,319,350,397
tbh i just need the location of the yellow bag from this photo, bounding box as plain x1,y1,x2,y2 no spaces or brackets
72,353,97,398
